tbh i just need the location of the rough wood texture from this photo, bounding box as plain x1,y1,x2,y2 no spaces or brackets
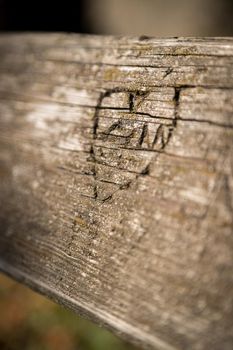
0,34,233,350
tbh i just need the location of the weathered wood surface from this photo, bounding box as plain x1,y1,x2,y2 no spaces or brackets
0,34,233,350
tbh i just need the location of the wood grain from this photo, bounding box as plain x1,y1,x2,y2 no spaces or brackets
0,34,233,350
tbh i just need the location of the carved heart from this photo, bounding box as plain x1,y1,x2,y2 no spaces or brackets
88,87,179,202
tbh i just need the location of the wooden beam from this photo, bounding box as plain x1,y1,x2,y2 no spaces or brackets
0,34,233,350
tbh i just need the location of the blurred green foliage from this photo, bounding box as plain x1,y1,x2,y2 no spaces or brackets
0,274,138,350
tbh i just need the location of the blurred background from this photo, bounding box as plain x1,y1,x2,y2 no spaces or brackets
0,1,232,349
0,273,138,350
0,0,233,36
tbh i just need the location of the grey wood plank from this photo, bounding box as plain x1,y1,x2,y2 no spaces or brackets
0,34,232,350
